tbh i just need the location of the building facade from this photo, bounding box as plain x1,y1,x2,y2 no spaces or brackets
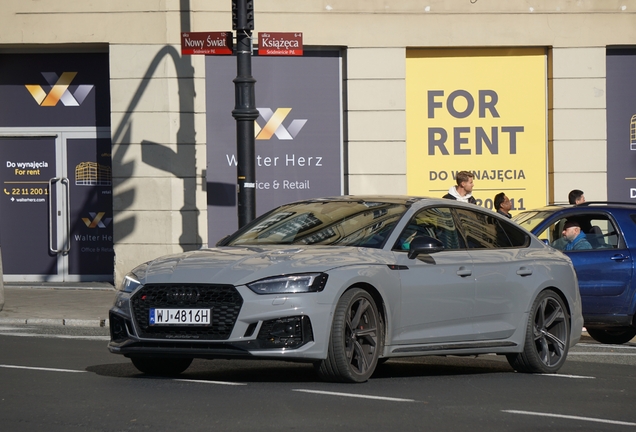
1,0,635,285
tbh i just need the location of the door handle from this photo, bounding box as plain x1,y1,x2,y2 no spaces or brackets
457,266,472,277
48,177,71,254
610,254,628,261
516,267,533,276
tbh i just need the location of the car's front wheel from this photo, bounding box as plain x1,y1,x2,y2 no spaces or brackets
130,357,193,376
315,288,382,383
586,327,636,345
507,289,570,373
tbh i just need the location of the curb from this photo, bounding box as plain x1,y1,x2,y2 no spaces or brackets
0,317,109,328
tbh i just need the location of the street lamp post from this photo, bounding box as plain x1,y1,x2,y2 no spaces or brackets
231,0,258,228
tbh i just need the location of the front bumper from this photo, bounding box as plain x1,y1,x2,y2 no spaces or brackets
108,283,333,361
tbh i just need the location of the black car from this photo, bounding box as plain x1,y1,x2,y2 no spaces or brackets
514,202,636,344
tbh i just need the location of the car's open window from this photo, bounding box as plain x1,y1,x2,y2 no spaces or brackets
541,214,619,251
454,208,529,249
393,206,464,251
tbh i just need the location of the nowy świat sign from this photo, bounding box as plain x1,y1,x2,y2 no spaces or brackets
180,32,233,55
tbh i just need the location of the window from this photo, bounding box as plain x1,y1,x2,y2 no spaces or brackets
544,214,619,251
454,208,528,249
394,207,463,251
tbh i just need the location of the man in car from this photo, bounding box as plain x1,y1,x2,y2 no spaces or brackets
558,219,592,251
443,170,476,204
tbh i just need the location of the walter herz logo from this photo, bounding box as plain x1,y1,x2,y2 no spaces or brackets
82,212,112,229
255,108,307,140
25,72,94,106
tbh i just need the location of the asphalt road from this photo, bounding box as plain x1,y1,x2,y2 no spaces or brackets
0,325,635,432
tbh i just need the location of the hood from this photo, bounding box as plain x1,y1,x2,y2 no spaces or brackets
141,245,393,286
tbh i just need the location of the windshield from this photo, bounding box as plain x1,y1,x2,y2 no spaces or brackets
223,200,409,248
512,210,555,232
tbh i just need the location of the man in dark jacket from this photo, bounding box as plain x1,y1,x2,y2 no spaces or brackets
443,170,476,204
494,192,512,218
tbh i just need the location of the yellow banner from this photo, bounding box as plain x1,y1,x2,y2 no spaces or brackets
406,48,547,213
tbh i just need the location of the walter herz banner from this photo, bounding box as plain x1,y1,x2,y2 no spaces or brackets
205,51,343,243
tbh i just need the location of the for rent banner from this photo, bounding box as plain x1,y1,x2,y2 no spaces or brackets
205,51,343,244
406,48,547,212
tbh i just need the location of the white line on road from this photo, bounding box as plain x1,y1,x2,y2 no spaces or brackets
503,410,636,427
577,343,636,350
0,364,85,373
538,373,595,379
0,332,109,341
293,389,416,402
174,379,246,386
569,352,636,356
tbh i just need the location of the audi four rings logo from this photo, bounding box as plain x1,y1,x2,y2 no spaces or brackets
25,72,94,106
255,108,307,140
168,287,200,304
82,212,112,229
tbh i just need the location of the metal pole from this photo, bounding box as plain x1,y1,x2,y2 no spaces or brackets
232,0,258,228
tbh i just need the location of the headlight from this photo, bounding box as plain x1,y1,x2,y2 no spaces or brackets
120,263,149,293
247,273,328,295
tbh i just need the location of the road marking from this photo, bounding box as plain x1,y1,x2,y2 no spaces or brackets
0,364,85,373
0,332,109,341
503,410,636,426
293,389,416,402
577,343,636,350
175,379,246,386
569,352,636,356
538,373,595,379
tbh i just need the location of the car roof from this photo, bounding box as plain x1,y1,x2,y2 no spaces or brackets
297,195,450,206
527,202,636,213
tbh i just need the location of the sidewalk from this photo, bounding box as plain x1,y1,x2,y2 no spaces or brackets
0,283,116,328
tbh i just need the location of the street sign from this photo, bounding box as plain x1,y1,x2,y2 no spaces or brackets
181,32,233,55
258,33,303,56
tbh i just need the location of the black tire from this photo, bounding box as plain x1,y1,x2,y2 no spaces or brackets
131,357,193,376
315,288,382,383
507,290,570,373
586,327,636,345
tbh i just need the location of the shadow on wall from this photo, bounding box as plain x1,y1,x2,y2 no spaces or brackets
111,0,202,254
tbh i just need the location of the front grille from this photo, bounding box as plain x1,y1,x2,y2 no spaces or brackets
131,284,243,340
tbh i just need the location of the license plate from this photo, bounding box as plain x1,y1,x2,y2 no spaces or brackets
149,308,211,325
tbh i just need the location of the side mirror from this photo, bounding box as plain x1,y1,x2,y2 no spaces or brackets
407,235,445,260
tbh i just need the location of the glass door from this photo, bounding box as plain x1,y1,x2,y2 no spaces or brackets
0,129,113,282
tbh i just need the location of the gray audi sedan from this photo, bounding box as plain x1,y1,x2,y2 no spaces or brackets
108,196,583,382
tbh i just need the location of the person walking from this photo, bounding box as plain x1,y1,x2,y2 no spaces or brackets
568,189,585,205
443,171,476,204
494,192,512,218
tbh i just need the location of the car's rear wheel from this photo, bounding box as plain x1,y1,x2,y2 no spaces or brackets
315,288,382,383
507,289,570,373
130,357,193,376
586,327,636,345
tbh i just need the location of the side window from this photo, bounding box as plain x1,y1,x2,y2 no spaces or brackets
393,207,464,251
454,208,522,248
496,218,530,247
544,214,618,251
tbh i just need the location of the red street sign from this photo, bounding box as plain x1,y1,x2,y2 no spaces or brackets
258,32,303,56
181,32,233,55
